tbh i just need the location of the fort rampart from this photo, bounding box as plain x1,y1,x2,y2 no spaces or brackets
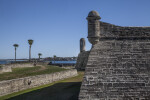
79,11,150,100
0,69,77,96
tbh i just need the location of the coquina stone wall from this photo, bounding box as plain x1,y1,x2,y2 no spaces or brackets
0,63,34,73
0,66,12,74
3,63,34,68
75,51,90,70
100,21,150,38
0,69,77,96
79,11,150,100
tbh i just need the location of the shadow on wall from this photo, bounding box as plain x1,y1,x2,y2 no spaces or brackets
8,82,82,100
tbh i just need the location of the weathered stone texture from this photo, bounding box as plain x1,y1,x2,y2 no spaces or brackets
80,38,86,52
75,51,90,70
87,11,101,45
0,69,77,96
0,66,12,74
79,39,150,100
100,22,150,38
79,11,150,99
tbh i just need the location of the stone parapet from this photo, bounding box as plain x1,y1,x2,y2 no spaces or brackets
100,21,150,38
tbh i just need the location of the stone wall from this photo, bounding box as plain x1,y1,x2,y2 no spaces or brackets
3,63,34,68
100,21,150,38
0,66,12,74
0,69,77,96
75,51,90,70
0,63,34,73
79,21,150,99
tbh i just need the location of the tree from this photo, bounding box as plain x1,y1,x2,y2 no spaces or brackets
28,39,33,61
13,44,19,61
53,55,56,64
38,53,42,60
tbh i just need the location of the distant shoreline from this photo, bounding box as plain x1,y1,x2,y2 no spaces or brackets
0,60,76,65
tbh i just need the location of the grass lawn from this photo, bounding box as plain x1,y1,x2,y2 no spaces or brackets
0,65,67,81
0,71,84,100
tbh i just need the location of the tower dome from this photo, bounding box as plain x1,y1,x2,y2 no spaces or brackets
88,10,100,17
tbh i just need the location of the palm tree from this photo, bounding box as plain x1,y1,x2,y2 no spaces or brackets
53,55,56,64
38,53,42,60
28,39,33,61
13,44,19,61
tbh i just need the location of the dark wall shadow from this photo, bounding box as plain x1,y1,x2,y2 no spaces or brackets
7,82,81,100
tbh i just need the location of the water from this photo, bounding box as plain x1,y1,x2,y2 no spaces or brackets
0,60,28,65
50,61,76,64
9,60,28,62
44,60,76,64
0,60,76,65
0,60,10,64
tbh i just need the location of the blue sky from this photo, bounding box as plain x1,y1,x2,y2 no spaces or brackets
0,0,150,59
